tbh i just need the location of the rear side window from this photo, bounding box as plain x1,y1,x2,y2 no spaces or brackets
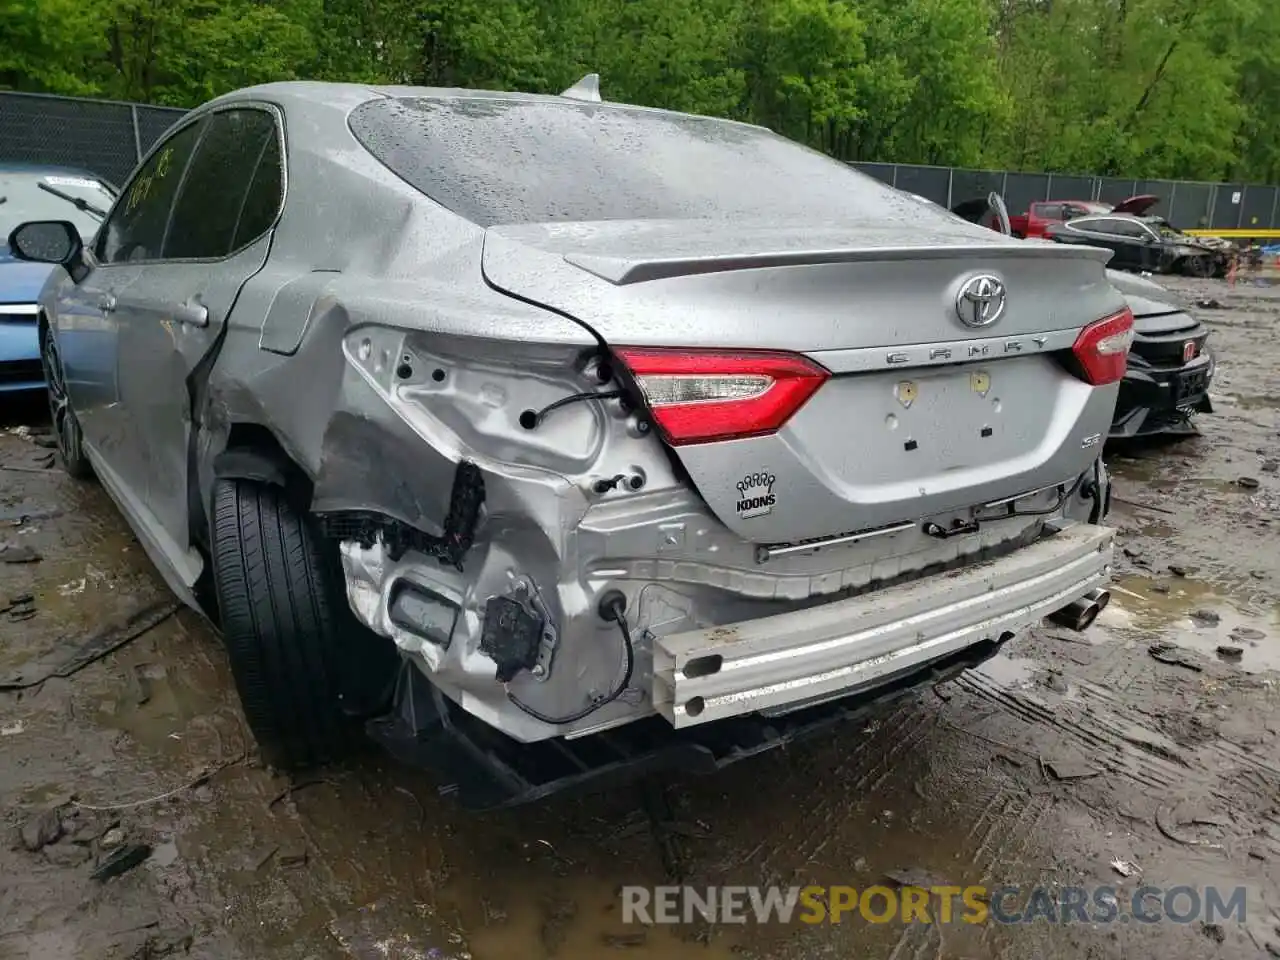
1105,219,1144,238
98,120,205,264
233,129,284,250
1037,203,1064,219
1077,218,1121,235
348,96,906,227
164,108,280,260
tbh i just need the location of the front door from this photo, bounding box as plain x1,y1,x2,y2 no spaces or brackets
112,105,284,585
61,119,206,463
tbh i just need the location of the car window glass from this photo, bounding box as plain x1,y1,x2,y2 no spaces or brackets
1084,218,1124,236
1038,203,1063,219
231,126,283,251
164,109,277,260
97,120,204,264
350,96,928,226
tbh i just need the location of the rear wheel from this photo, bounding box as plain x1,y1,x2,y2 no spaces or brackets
1185,255,1215,278
40,327,92,480
210,476,398,769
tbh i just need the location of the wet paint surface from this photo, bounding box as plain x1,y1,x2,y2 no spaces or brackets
2,275,1280,959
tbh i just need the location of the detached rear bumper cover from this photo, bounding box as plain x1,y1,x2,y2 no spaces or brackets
654,522,1115,727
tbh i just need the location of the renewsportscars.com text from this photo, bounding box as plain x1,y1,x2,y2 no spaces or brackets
621,884,1247,926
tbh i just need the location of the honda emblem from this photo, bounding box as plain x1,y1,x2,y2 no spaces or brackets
1182,341,1196,363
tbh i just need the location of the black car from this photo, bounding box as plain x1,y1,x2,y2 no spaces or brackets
1104,270,1214,438
936,194,1214,440
1045,214,1228,278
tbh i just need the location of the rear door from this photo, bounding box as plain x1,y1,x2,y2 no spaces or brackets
1068,218,1137,268
113,105,284,581
1103,219,1157,270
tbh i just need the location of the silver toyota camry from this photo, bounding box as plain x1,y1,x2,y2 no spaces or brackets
8,78,1128,807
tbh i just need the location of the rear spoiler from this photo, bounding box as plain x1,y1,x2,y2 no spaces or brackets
565,239,1106,285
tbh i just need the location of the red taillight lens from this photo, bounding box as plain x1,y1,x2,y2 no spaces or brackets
614,347,830,446
1070,308,1135,386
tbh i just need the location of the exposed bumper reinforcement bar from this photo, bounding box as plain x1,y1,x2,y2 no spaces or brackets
653,522,1115,728
366,632,1008,810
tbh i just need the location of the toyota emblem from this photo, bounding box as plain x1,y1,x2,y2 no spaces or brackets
955,274,1007,328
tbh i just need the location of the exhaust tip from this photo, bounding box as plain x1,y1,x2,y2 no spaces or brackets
1087,588,1111,612
1076,600,1100,631
1049,597,1103,632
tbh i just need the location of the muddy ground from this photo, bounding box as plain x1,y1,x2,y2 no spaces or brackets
2,275,1280,960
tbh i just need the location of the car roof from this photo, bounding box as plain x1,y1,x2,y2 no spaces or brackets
1072,212,1147,223
199,80,772,134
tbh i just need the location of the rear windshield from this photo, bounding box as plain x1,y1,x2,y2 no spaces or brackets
347,96,893,227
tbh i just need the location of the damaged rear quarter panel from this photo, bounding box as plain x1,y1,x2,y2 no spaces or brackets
191,103,682,739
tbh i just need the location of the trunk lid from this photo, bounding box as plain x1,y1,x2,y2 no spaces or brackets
1112,194,1161,216
483,218,1127,544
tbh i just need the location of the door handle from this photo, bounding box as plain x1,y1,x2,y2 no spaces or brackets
174,300,209,327
99,294,117,313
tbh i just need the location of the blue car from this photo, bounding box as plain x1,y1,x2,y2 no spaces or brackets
1,164,116,393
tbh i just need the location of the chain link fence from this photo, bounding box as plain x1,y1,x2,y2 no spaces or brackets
0,91,186,187
2,91,1277,233
852,163,1280,233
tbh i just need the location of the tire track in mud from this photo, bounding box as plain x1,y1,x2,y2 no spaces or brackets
970,789,1053,882
886,919,940,960
1069,675,1280,781
852,706,939,794
954,666,1280,791
756,701,933,878
952,670,1187,790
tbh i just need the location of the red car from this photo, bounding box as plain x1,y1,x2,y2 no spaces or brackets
1008,195,1159,239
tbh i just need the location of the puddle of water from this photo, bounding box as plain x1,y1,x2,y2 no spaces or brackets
461,877,745,959
91,612,239,758
974,653,1038,688
1132,518,1177,539
1107,457,1161,484
1140,475,1248,496
1098,575,1280,673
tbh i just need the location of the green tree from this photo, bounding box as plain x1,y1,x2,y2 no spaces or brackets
1,0,1278,184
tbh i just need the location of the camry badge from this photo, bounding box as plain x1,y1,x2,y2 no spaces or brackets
956,274,1007,328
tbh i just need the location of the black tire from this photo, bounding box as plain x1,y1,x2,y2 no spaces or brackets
210,477,397,769
40,327,93,480
1184,255,1215,278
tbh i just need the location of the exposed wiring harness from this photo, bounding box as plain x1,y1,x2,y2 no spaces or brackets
973,472,1089,523
531,388,624,426
506,591,636,726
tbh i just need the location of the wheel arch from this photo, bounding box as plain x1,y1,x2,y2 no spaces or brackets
194,420,313,547
192,420,316,620
207,421,315,504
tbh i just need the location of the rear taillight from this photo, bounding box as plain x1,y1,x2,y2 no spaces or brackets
1070,308,1135,386
614,347,830,446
